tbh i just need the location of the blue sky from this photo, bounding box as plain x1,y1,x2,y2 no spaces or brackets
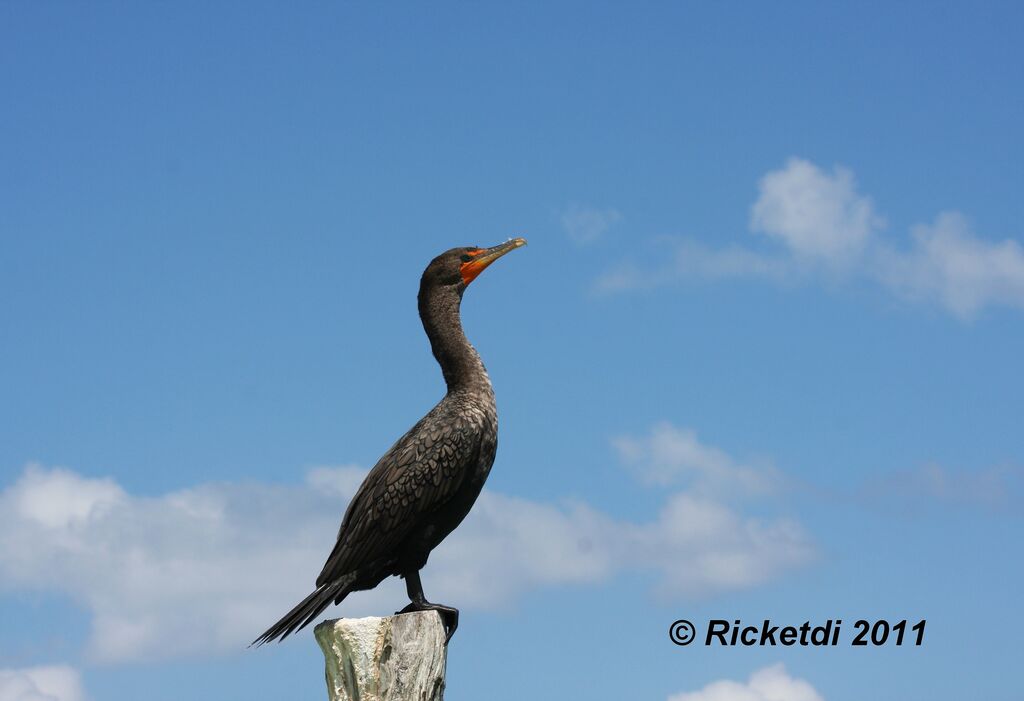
2,2,1022,700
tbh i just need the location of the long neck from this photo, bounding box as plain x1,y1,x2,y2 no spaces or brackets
418,284,491,393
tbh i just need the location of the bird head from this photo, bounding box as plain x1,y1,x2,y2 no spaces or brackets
421,238,528,291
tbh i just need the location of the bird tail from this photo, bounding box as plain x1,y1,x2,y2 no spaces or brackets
251,574,356,647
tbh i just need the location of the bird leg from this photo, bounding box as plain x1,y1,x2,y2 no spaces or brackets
397,570,459,643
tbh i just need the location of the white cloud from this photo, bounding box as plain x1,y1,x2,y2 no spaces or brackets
876,211,1024,318
561,204,621,245
634,493,811,597
599,158,1024,318
432,492,616,607
610,425,808,596
0,464,377,663
613,422,779,494
447,487,812,604
11,467,124,529
751,158,882,264
0,454,813,663
668,664,823,701
0,666,85,701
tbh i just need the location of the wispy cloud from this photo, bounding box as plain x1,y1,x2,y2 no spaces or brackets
598,157,1024,318
0,453,813,663
857,462,1023,513
561,204,622,245
613,422,779,495
596,240,790,293
668,664,823,701
0,666,85,701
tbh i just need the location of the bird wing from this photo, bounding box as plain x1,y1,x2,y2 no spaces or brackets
315,412,479,587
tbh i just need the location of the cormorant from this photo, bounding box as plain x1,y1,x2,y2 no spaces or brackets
253,238,526,646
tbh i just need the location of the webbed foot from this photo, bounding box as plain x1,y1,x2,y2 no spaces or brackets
395,601,459,643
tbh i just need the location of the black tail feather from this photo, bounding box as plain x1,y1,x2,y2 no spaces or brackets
251,575,354,647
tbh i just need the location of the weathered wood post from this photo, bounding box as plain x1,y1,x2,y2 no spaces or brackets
314,612,447,701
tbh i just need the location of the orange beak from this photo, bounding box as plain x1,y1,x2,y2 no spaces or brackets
460,237,527,286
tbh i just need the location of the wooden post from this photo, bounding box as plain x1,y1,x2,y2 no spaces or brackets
314,612,447,701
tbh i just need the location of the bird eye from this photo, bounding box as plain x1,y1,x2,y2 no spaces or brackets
460,254,472,263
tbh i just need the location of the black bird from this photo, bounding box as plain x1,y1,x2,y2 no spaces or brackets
253,238,526,646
